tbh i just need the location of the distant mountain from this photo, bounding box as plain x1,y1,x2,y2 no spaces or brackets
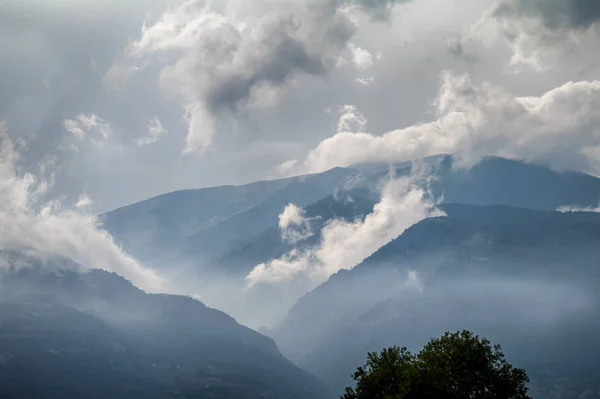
204,188,379,327
0,249,331,399
100,166,364,269
5,156,600,397
187,157,600,327
102,156,600,276
217,188,378,278
99,156,600,327
272,204,600,397
430,156,600,211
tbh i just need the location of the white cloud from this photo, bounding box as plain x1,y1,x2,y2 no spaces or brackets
75,194,93,210
183,102,216,154
134,116,168,147
245,167,444,288
279,204,306,231
355,76,375,86
337,104,368,133
245,249,313,287
63,114,112,142
405,269,423,293
0,122,164,292
287,72,600,176
557,205,600,213
276,159,299,176
107,0,406,154
278,203,317,244
348,42,374,70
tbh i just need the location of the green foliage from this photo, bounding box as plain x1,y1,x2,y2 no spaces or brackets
343,330,531,399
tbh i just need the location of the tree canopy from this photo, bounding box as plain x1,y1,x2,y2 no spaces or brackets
342,330,531,399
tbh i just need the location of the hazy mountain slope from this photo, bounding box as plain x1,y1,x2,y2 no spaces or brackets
218,188,378,277
195,188,378,328
101,167,362,268
272,204,600,396
99,156,600,329
0,250,331,399
102,156,600,274
431,156,600,210
364,156,600,211
0,300,162,399
185,157,600,284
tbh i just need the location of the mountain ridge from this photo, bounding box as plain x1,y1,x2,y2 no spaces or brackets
0,249,331,399
271,203,600,395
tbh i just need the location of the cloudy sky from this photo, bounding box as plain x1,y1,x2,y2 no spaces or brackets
2,0,600,215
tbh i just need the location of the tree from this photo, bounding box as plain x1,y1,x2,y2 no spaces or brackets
342,330,531,399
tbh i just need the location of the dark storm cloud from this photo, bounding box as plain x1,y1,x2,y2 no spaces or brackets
201,0,415,114
203,12,348,114
120,0,414,153
494,0,600,30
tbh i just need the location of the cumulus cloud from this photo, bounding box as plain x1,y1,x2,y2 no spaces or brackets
337,104,368,133
245,166,444,288
348,42,374,70
278,203,317,244
63,114,113,144
355,76,375,86
75,194,93,210
0,122,163,292
107,0,409,153
134,116,168,147
287,71,600,176
461,0,600,72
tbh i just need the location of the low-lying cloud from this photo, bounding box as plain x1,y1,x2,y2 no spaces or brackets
278,203,317,244
283,71,600,176
245,166,444,288
0,122,164,292
557,204,600,213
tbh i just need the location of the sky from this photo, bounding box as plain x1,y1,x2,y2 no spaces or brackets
2,0,600,299
1,0,600,215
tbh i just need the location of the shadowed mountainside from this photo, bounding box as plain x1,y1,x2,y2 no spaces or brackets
272,204,600,397
0,249,331,399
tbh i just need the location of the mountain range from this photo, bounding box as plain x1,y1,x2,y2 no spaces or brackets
272,203,600,396
2,155,600,398
102,156,600,328
0,249,330,399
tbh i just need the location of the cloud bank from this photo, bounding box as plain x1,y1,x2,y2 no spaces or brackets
284,71,600,176
0,122,163,292
245,167,444,288
557,204,600,213
108,0,408,153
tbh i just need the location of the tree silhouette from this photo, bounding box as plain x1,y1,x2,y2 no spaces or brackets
343,330,531,399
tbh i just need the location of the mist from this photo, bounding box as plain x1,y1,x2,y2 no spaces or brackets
272,265,600,394
0,125,165,293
